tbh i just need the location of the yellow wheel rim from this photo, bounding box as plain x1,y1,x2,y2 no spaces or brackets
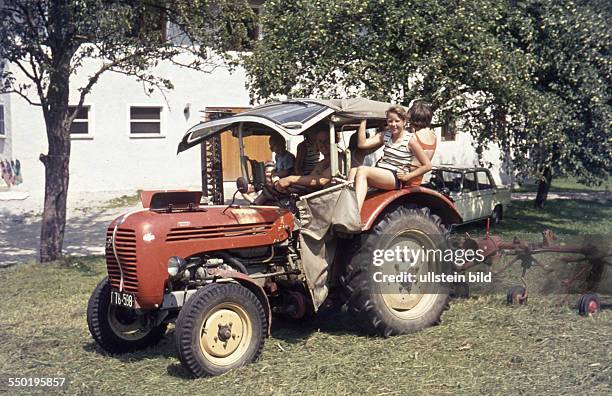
199,302,252,366
378,230,441,319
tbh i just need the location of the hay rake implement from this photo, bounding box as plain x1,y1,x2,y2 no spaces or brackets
459,221,611,315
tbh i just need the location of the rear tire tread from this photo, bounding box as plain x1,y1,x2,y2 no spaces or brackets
341,205,452,336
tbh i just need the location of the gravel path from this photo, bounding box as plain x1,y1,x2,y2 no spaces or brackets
0,190,140,267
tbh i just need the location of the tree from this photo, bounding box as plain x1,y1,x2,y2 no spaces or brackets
243,0,611,207
0,0,255,262
502,1,611,207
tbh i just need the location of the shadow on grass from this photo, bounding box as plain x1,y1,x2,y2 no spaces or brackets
270,307,363,343
84,330,182,364
83,306,367,380
514,177,611,193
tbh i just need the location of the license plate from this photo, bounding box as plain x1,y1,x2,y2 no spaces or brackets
110,290,136,308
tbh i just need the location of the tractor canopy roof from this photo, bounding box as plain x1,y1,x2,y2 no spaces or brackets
177,97,402,153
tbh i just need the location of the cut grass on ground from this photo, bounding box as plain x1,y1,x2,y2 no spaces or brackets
0,259,609,395
0,198,610,395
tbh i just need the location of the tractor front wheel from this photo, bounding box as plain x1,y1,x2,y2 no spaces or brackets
87,278,167,353
174,283,267,377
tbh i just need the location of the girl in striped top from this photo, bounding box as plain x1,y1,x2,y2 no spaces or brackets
351,105,433,212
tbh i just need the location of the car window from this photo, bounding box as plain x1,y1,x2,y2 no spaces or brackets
463,172,477,192
440,171,463,192
477,171,493,190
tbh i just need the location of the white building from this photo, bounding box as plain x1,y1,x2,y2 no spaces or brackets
0,55,256,193
0,57,508,194
0,5,509,195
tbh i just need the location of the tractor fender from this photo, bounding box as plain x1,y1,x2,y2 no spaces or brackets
360,186,462,231
208,269,272,336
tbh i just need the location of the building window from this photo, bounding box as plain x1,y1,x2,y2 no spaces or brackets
68,106,91,135
130,106,163,136
0,104,5,136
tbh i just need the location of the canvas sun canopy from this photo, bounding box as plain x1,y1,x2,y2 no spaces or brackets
177,97,403,153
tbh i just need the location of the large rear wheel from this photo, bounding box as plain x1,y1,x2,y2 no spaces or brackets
342,206,451,337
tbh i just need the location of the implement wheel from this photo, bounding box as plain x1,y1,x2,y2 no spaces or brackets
578,293,600,316
506,285,527,305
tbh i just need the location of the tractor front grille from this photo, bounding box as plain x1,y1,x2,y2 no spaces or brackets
165,222,274,243
105,228,139,292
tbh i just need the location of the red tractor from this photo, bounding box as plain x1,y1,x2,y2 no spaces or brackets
87,98,462,376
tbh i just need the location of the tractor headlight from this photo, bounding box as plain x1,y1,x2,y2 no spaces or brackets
167,256,187,277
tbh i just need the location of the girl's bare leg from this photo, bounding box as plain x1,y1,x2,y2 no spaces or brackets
348,166,358,182
354,167,397,211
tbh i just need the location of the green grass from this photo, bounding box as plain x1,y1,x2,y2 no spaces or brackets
515,177,612,193
105,190,142,208
459,198,612,238
1,199,611,395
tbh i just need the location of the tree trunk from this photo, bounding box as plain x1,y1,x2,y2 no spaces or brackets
39,68,71,262
534,167,553,209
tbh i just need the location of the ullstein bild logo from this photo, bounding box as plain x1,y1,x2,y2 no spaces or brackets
372,271,492,284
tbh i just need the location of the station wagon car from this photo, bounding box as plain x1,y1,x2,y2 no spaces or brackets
425,166,511,225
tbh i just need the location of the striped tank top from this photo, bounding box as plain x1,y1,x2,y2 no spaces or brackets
302,142,321,175
376,130,415,172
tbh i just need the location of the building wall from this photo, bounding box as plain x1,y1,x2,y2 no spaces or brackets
0,60,12,163
432,128,508,185
0,92,11,161
7,54,509,193
8,54,251,192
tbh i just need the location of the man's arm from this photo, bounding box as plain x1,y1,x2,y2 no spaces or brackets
275,164,331,191
276,168,292,178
